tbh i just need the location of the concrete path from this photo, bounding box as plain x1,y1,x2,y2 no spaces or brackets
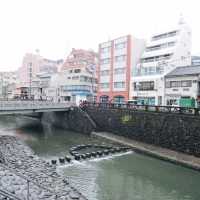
92,131,200,172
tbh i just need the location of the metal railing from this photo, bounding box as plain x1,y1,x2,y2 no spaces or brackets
0,189,22,200
83,102,200,115
0,163,72,200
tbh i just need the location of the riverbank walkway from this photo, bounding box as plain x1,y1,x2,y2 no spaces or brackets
92,131,200,171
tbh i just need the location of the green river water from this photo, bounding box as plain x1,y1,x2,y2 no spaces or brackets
0,116,200,200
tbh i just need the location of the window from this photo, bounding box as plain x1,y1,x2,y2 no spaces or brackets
181,80,192,87
115,55,126,62
114,68,125,74
101,58,110,64
167,80,192,88
114,96,125,103
101,47,111,53
165,81,170,88
171,81,181,87
100,70,109,76
100,83,109,89
152,30,178,41
114,82,125,88
168,41,176,47
63,85,91,91
115,42,126,49
134,81,154,91
146,42,176,52
141,53,173,63
74,69,81,73
100,95,109,103
72,76,79,80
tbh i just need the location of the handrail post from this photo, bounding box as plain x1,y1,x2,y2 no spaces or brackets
179,107,182,114
194,108,199,115
27,180,30,200
155,106,159,112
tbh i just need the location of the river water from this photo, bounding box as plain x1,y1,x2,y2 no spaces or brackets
0,116,200,200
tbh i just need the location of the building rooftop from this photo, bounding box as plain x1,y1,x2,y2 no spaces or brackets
166,65,200,77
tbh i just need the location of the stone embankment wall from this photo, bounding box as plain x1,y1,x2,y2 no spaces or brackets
42,107,96,134
84,107,200,157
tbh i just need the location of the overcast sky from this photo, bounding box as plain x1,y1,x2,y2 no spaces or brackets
0,0,199,71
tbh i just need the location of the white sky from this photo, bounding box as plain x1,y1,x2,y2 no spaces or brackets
0,0,199,71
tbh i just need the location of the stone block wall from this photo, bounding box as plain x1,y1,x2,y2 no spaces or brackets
85,107,200,157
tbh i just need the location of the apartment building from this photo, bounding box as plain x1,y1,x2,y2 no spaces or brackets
130,18,192,105
47,49,98,104
97,35,145,103
0,71,17,99
16,53,62,99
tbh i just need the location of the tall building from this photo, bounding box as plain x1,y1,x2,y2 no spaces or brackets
17,53,62,99
0,71,17,99
130,18,192,105
61,48,97,71
97,35,145,103
47,49,98,104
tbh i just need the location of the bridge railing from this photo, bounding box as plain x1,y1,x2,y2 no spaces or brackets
0,101,75,110
83,102,200,115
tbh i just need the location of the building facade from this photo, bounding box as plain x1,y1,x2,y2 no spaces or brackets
165,65,200,107
131,19,192,105
47,49,98,104
0,71,17,99
97,35,145,103
17,53,62,99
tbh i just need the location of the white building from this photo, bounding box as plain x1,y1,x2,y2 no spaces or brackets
165,65,200,107
130,18,192,105
47,65,97,104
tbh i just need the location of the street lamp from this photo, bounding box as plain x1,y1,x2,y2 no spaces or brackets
29,62,32,100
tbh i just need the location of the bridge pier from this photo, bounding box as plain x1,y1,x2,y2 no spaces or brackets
41,108,96,134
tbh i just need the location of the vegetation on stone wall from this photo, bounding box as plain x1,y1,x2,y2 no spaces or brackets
121,114,134,124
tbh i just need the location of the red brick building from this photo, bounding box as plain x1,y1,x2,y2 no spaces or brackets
97,35,145,103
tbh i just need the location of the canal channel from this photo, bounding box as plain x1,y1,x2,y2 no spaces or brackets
0,116,200,200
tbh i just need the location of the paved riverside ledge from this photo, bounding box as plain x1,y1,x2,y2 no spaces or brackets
92,131,200,172
0,135,87,200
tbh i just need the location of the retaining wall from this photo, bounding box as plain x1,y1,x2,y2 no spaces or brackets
84,107,200,157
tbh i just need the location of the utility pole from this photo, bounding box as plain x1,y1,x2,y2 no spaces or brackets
29,63,32,100
1,74,3,100
27,180,30,200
